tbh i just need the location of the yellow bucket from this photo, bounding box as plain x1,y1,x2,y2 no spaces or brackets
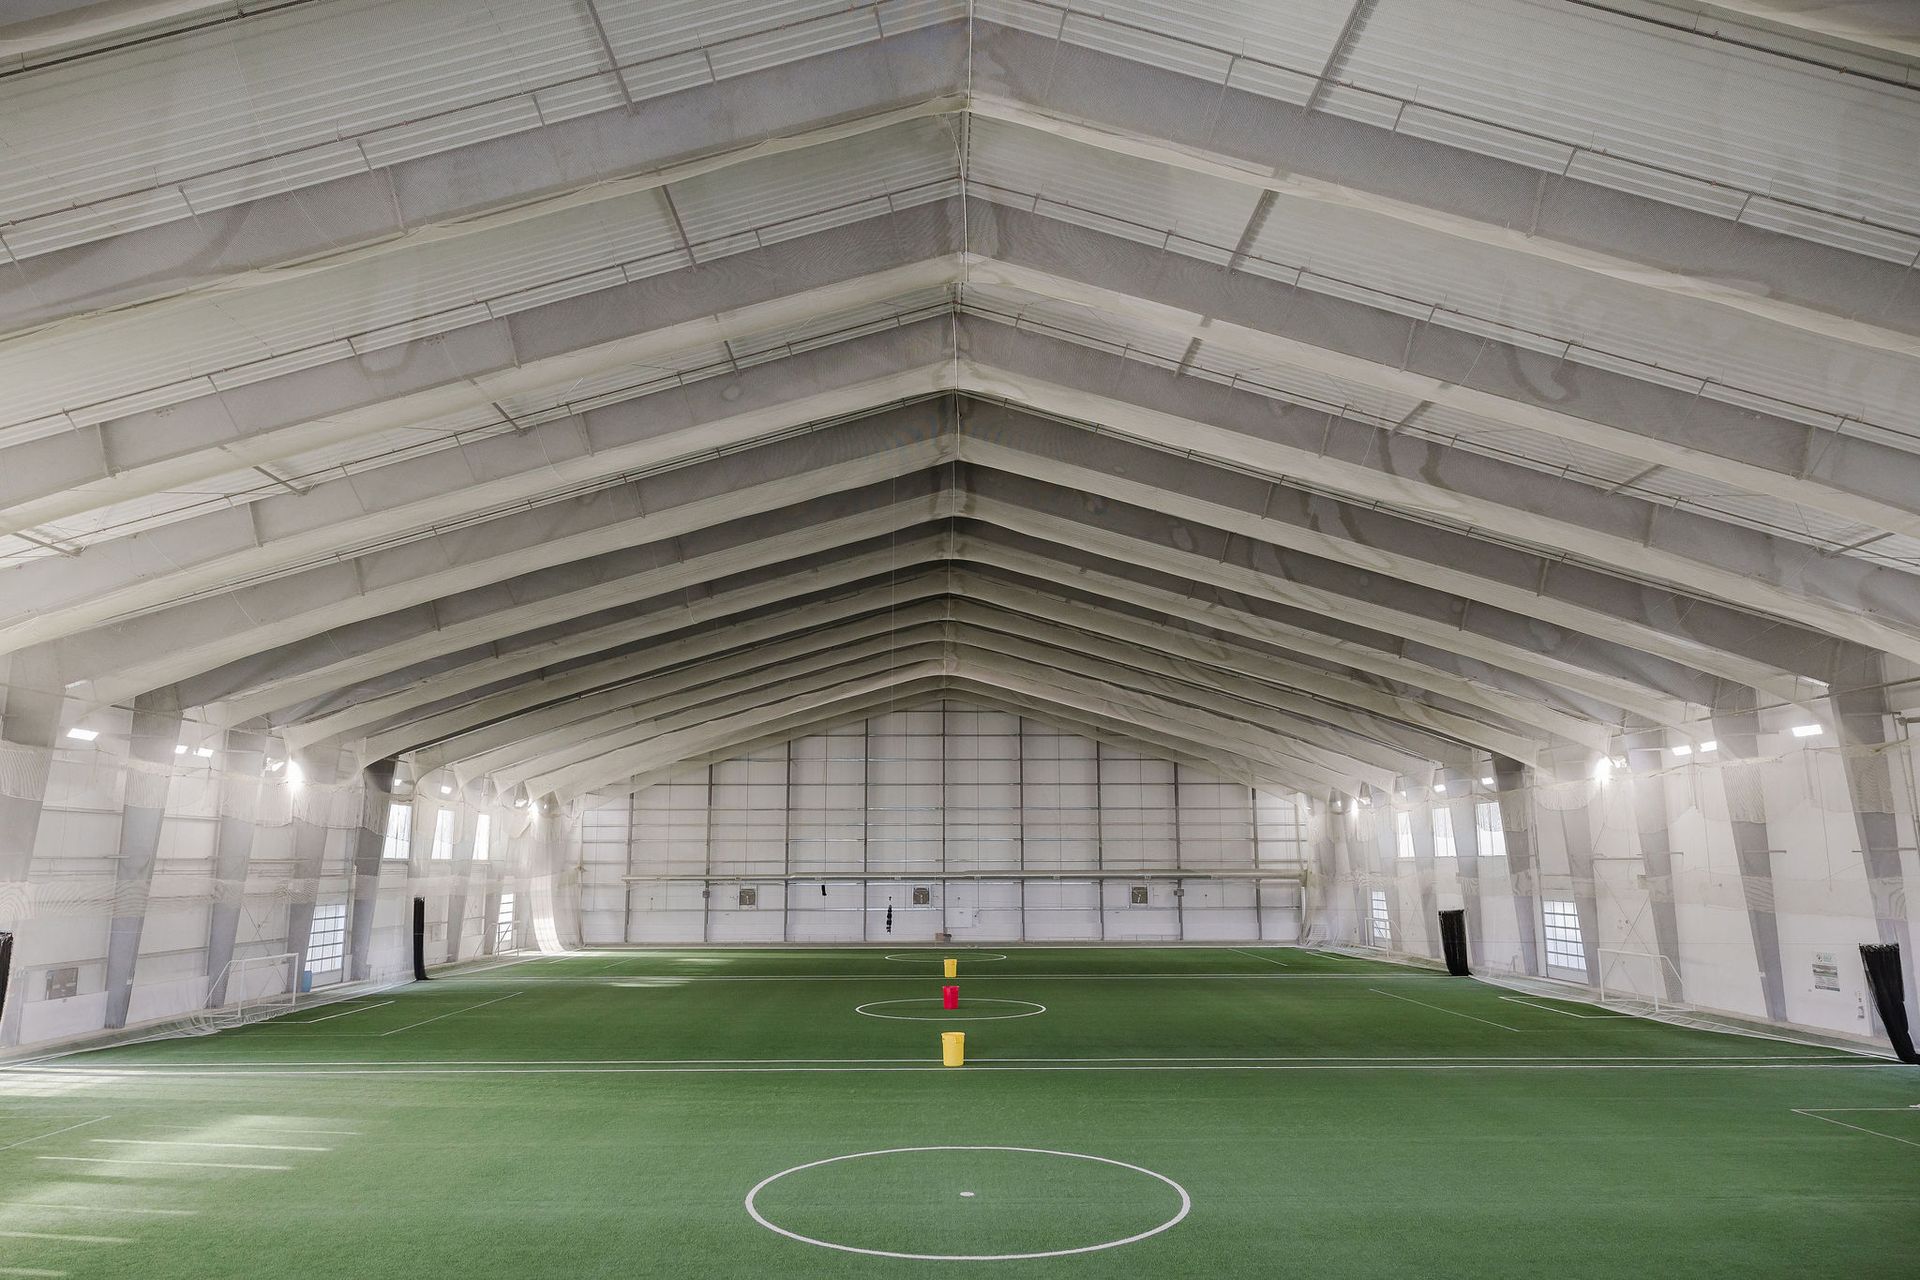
943,957,958,979
941,1031,965,1067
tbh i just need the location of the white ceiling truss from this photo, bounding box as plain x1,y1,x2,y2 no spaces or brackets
3,0,1916,801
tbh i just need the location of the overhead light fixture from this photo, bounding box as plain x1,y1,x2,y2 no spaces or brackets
1593,756,1614,783
1699,740,1717,753
1480,776,1494,786
173,743,188,755
1671,744,1692,757
1433,782,1447,795
65,727,99,742
1790,724,1824,738
194,746,215,759
440,784,453,796
287,762,305,787
265,759,286,773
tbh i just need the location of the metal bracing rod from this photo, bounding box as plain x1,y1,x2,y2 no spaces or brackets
620,870,1306,883
578,0,635,109
1300,0,1377,114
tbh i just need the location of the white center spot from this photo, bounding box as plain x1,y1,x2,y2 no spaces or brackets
961,1191,975,1198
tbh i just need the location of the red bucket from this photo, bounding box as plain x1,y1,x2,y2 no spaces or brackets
942,984,958,1010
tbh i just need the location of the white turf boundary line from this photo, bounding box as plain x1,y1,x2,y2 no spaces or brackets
1371,988,1526,1032
23,1053,1861,1066
0,1117,107,1152
1497,996,1632,1019
23,1057,1886,1078
441,973,1446,982
1790,1108,1920,1148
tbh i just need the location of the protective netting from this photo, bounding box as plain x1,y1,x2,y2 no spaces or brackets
0,737,582,1048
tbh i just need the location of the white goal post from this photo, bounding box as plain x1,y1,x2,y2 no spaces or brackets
200,952,299,1030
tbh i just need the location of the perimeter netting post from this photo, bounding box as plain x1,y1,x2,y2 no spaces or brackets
1860,943,1918,1063
412,896,429,981
1437,909,1470,976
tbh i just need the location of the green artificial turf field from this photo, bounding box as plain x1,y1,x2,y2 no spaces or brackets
1,946,1915,1278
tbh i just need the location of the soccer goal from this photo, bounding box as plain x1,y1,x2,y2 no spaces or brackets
195,952,299,1032
1596,947,1688,1013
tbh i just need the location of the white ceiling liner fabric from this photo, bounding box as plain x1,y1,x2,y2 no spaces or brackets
5,0,1919,805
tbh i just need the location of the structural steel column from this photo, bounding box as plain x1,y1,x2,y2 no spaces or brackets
443,801,479,964
1492,756,1541,975
1831,652,1919,1036
1449,796,1487,969
103,687,184,1029
204,728,268,1007
1623,732,1685,1003
348,759,398,981
1553,787,1605,982
1412,788,1439,959
1712,692,1789,1023
0,650,63,1045
285,746,345,985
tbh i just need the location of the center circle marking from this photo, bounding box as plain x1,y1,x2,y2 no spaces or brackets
853,998,1046,1022
744,1145,1191,1261
883,951,1007,963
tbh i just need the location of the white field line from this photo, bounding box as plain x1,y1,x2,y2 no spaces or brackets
0,1117,108,1152
0,1267,66,1277
43,1053,1857,1068
1371,988,1526,1031
0,1230,130,1244
136,1125,359,1136
282,1001,395,1024
33,1060,1888,1078
1227,949,1290,967
0,1205,196,1217
137,1124,360,1136
1496,996,1632,1019
379,991,523,1036
36,1156,292,1171
441,955,540,977
432,973,1432,983
1791,1108,1920,1148
91,1138,330,1153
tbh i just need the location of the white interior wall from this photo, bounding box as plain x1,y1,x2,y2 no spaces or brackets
605,700,1310,945
1,734,558,1045
1313,713,1920,1047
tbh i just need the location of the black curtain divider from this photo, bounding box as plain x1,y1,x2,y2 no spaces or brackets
0,932,13,1027
1438,910,1470,976
412,897,429,982
1860,943,1917,1063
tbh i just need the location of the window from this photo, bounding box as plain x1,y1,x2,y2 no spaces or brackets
1543,900,1587,976
1432,809,1458,858
495,892,516,951
429,808,456,860
1475,802,1507,858
381,803,412,860
1395,809,1415,859
472,813,491,861
1369,889,1392,946
308,903,347,974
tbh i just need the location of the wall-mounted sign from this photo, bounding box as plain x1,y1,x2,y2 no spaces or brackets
1812,951,1839,991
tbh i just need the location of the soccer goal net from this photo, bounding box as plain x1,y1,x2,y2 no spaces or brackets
194,952,299,1033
